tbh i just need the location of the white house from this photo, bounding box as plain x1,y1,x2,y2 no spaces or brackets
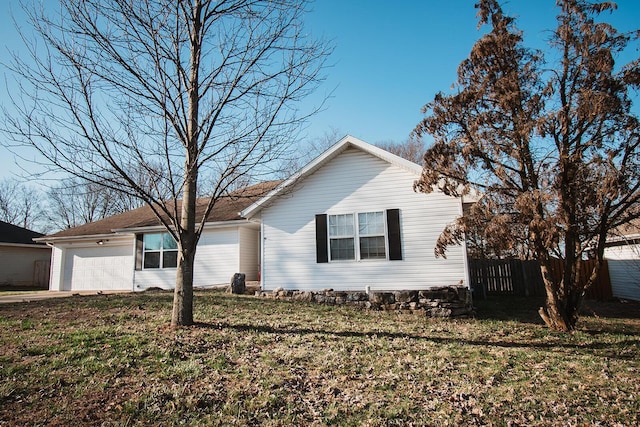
38,136,471,293
38,182,277,292
604,227,640,301
0,221,51,289
241,135,472,292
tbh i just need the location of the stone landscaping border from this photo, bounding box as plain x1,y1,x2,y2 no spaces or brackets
257,286,473,317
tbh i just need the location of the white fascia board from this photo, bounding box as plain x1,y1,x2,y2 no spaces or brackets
242,135,424,218
38,220,254,245
0,242,50,249
111,226,167,234
241,136,353,218
606,233,640,244
345,136,423,175
113,219,254,235
202,219,258,230
34,232,119,244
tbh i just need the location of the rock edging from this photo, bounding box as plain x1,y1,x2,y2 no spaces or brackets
257,286,473,318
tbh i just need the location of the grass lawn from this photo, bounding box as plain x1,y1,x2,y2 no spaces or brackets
1,291,639,426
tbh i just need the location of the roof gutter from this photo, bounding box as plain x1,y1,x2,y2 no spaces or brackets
34,232,119,244
113,219,256,235
38,218,259,245
0,242,50,249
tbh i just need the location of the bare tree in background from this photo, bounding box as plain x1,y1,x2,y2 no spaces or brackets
413,0,640,331
47,177,146,230
375,139,427,164
0,178,47,232
277,127,343,178
4,0,331,326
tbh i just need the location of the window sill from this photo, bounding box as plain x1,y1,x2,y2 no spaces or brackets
328,258,389,263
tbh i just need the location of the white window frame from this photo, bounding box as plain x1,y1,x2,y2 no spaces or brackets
328,211,387,262
328,213,356,261
143,232,178,269
358,211,387,260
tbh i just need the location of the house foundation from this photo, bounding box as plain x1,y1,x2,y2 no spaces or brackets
257,286,473,318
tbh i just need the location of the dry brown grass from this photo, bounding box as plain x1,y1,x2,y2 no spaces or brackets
1,291,639,426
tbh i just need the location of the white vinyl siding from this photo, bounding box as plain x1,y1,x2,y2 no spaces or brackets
260,147,468,291
49,246,65,291
604,244,640,301
134,226,256,290
239,227,260,281
49,224,258,292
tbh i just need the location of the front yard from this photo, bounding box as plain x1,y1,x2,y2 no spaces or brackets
1,291,638,426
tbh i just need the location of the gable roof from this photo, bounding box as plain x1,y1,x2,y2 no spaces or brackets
0,220,45,246
241,135,425,218
41,181,280,241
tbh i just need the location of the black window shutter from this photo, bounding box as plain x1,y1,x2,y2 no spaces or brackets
315,214,328,263
386,209,402,260
135,234,144,270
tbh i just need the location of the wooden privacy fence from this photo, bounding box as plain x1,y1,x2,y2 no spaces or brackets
33,260,51,289
468,258,613,299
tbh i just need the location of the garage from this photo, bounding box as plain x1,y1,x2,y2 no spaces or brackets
62,243,134,291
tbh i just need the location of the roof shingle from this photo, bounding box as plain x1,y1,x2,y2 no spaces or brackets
44,181,280,239
0,221,45,245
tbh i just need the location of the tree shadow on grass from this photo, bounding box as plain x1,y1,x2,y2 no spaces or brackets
474,295,640,322
473,296,546,324
474,295,640,337
193,319,640,362
580,298,640,319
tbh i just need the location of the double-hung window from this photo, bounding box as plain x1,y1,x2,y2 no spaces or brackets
316,209,402,263
327,211,387,261
143,232,178,269
358,212,386,260
329,214,356,261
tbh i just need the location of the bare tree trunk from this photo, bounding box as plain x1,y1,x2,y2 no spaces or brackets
172,244,195,326
172,162,198,326
170,0,202,327
539,260,572,331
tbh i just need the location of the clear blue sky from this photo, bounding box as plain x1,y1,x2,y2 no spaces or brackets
1,0,639,183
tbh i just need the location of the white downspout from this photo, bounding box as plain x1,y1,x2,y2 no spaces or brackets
260,220,265,291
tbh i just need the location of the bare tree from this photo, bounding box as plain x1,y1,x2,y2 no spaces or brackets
413,0,640,331
375,139,427,164
47,177,146,230
0,178,47,232
277,127,343,178
4,0,330,326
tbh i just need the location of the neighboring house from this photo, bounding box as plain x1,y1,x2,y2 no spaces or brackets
38,135,472,293
0,221,51,289
37,183,278,292
604,224,640,301
241,135,472,292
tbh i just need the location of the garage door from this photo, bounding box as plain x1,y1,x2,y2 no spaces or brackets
62,244,134,291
